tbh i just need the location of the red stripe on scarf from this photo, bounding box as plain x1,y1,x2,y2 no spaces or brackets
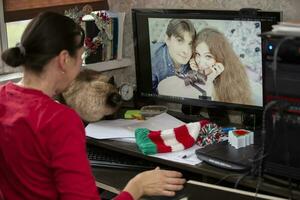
148,130,172,153
174,125,195,149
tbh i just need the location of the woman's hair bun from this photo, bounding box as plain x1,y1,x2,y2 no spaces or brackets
1,47,26,67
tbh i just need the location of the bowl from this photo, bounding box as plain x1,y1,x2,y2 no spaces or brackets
140,105,168,119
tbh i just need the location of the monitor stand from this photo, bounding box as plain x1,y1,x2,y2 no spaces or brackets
241,111,262,131
181,104,202,115
206,107,230,126
179,105,230,126
165,105,206,123
180,105,262,129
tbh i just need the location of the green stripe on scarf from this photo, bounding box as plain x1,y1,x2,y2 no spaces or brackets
135,128,157,155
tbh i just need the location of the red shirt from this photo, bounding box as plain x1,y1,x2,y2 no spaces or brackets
0,82,133,200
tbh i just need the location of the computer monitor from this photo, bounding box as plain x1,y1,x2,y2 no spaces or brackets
132,9,281,113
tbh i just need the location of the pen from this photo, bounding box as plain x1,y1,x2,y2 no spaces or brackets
182,153,194,159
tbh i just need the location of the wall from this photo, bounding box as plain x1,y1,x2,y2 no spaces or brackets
106,0,300,87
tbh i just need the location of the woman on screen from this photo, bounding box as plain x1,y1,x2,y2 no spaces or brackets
192,28,252,105
151,18,196,93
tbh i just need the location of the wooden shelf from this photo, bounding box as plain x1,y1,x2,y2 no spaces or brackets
0,59,132,84
83,58,132,72
0,72,23,84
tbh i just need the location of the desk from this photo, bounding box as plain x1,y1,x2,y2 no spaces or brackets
87,137,300,199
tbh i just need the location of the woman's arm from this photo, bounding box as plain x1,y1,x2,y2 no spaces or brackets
123,167,185,200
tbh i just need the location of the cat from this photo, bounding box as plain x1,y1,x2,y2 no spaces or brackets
61,69,122,122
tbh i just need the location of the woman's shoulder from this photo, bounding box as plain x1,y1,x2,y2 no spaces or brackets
46,99,80,120
31,95,81,130
39,100,84,137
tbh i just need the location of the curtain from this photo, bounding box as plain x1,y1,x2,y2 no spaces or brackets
3,0,109,22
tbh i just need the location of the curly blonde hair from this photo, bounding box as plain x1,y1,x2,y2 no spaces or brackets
194,28,252,105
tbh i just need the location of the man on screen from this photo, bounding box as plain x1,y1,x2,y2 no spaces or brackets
151,19,196,93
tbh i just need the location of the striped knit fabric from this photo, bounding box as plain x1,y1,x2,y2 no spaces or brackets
135,120,208,155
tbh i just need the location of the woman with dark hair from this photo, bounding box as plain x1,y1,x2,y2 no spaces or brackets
0,12,185,200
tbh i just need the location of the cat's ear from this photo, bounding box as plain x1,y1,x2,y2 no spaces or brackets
108,76,115,85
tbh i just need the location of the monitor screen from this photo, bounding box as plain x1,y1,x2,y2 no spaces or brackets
132,9,281,112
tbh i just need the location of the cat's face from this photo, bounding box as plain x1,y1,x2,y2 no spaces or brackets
62,69,122,122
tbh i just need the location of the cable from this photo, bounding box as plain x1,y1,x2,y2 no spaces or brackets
252,100,279,198
215,173,243,185
236,101,284,194
288,177,293,200
253,36,294,196
255,176,263,200
263,174,291,186
234,171,251,189
272,36,294,97
254,100,291,199
259,101,278,173
283,110,294,200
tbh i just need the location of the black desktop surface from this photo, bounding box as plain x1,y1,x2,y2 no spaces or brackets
195,134,262,172
87,133,262,175
86,136,300,199
86,136,205,176
86,136,240,181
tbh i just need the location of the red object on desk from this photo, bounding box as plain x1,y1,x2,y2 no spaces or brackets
233,129,250,136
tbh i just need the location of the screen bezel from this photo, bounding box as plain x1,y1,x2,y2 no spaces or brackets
132,8,282,112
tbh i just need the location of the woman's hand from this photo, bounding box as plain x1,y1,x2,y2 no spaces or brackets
206,62,224,83
189,58,198,71
202,62,224,98
123,167,186,200
189,58,214,76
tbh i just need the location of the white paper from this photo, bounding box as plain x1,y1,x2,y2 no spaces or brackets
85,113,185,140
85,113,201,166
150,145,202,165
85,119,139,139
126,112,185,131
112,138,136,143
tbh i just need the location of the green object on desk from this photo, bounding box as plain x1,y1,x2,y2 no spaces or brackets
135,128,157,155
124,110,142,119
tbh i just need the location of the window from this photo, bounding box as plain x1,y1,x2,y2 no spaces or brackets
0,0,108,75
7,20,31,48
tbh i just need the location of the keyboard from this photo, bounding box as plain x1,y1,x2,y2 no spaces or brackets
86,145,156,171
